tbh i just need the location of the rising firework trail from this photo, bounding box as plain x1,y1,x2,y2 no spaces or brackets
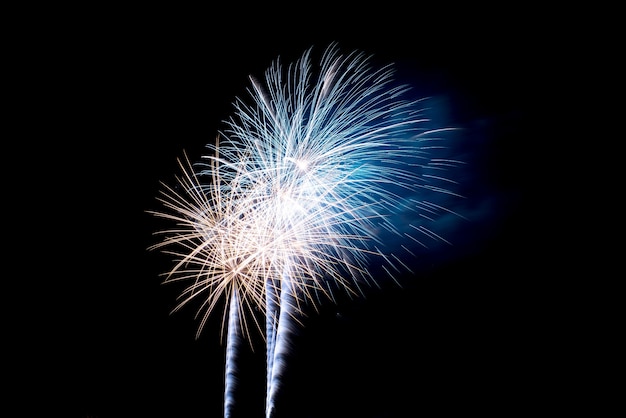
150,42,464,417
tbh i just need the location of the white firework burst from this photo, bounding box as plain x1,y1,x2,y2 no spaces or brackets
149,42,463,418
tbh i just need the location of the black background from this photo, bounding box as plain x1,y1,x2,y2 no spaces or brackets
11,4,559,418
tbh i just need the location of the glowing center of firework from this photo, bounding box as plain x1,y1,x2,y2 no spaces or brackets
277,187,305,218
285,157,310,171
272,156,317,221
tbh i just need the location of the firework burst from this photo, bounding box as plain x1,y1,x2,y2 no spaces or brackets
150,42,463,417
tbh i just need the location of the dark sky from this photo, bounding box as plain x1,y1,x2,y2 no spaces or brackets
14,6,550,418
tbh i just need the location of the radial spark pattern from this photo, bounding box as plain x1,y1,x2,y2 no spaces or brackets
149,42,463,417
208,44,461,300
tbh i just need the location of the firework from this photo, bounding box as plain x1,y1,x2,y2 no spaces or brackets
150,42,463,417
148,151,272,417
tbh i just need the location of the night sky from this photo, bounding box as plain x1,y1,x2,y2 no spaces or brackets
15,6,550,418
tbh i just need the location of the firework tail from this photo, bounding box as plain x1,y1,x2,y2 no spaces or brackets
265,276,279,414
266,272,298,418
224,289,242,418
